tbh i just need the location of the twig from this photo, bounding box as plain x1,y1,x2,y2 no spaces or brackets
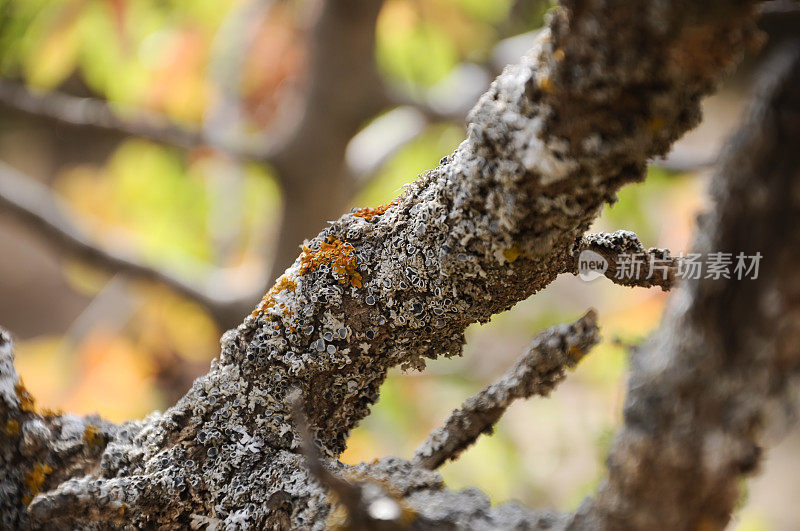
572,231,680,291
0,80,203,151
0,161,254,326
412,310,600,470
0,80,279,164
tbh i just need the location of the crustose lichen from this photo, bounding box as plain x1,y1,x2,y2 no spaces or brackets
351,200,398,222
253,275,298,317
299,238,362,288
22,464,53,505
14,380,36,413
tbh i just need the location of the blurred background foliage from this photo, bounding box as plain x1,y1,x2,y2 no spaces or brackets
0,0,794,528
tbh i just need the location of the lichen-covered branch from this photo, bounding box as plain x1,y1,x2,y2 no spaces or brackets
413,310,599,470
570,40,800,530
0,330,122,528
0,1,761,528
574,231,680,291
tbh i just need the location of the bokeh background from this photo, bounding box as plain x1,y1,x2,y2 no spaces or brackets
0,1,797,528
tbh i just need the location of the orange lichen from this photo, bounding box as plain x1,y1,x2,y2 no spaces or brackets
15,379,36,413
553,48,566,62
23,463,53,505
252,275,297,317
5,419,19,436
352,200,398,221
13,379,62,417
83,425,104,446
299,238,362,288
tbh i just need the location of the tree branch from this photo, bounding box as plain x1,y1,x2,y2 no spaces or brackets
0,80,207,152
0,161,254,326
0,78,292,165
572,231,680,291
413,310,599,470
0,1,762,528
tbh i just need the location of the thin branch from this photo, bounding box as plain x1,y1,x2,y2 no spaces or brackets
571,231,680,291
413,310,600,470
289,390,363,510
0,80,280,164
0,161,253,325
0,80,203,151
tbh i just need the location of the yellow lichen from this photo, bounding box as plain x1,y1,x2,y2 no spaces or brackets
13,379,63,417
352,200,398,221
83,425,104,446
503,244,522,263
23,463,53,505
252,275,298,317
5,419,19,436
39,407,63,418
15,379,36,413
299,238,362,288
553,48,565,62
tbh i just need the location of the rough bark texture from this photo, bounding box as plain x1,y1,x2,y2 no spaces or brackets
571,40,800,530
0,1,767,529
